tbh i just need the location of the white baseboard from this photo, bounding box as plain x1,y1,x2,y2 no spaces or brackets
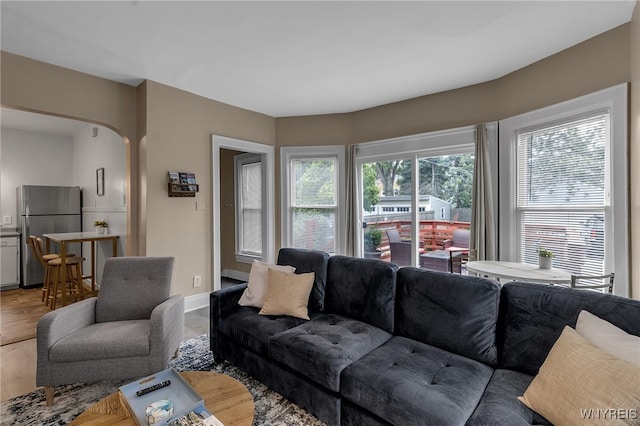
222,269,249,282
184,292,210,312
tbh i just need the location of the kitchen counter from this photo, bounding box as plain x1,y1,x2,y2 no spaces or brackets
0,229,20,237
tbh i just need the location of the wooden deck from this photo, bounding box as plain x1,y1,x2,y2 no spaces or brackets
369,220,470,262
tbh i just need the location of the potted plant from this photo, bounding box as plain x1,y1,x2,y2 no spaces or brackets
94,220,109,234
364,226,382,259
537,248,553,269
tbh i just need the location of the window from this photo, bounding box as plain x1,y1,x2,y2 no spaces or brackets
235,153,263,261
281,146,345,254
499,84,628,295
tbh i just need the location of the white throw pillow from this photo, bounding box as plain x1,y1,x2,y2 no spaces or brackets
575,310,640,367
238,261,296,308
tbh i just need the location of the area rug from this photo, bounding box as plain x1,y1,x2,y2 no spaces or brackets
0,334,326,425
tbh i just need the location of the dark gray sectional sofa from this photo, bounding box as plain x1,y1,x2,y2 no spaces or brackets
210,248,640,425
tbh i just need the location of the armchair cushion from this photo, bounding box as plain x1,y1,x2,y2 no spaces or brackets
49,320,150,362
96,257,175,323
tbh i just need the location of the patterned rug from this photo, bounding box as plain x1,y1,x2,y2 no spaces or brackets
0,334,326,425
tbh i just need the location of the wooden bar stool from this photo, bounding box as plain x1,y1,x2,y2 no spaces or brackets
48,256,86,310
27,236,76,304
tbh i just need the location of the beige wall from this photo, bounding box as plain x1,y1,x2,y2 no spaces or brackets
142,81,274,296
2,13,638,298
630,1,640,299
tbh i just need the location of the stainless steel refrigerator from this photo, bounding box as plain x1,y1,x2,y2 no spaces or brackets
17,185,82,288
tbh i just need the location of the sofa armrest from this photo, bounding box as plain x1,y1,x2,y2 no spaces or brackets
149,295,185,363
210,284,247,362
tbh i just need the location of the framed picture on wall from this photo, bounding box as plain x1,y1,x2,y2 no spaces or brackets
97,168,105,196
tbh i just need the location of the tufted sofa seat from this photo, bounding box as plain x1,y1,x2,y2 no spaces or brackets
210,248,640,425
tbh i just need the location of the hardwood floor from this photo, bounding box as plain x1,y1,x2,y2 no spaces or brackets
0,287,50,346
0,287,213,402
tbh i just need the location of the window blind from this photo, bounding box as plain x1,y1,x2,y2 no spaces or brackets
515,112,608,278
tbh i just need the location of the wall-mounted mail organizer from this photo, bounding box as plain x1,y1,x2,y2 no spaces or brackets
168,171,199,197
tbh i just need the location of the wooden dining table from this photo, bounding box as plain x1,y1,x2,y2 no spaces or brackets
466,260,572,285
43,232,119,306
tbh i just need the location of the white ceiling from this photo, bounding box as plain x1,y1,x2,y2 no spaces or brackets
1,1,636,120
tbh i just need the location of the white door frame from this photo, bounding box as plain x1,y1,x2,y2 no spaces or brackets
212,135,275,291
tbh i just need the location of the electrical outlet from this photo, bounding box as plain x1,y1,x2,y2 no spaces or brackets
2,215,12,225
193,275,202,288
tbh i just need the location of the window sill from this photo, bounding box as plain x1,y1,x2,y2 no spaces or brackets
235,253,261,264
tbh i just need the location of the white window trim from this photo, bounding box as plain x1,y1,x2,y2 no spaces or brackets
234,153,263,263
212,135,275,291
498,83,628,296
281,145,345,254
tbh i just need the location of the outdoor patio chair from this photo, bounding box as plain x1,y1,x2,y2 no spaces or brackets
386,229,424,267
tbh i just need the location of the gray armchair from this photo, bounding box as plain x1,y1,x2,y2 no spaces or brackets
36,257,184,405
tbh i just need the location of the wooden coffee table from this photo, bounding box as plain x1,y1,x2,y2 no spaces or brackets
71,371,254,425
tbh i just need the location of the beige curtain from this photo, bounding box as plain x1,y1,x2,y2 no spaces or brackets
344,144,358,256
471,124,497,260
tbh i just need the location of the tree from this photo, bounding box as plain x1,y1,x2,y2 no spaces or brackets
396,154,474,208
376,161,402,196
294,159,335,205
362,163,379,212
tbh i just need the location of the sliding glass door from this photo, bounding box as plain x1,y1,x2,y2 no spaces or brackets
356,127,476,270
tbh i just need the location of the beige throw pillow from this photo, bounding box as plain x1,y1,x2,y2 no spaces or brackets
238,260,296,308
519,326,640,425
576,310,640,367
259,269,315,320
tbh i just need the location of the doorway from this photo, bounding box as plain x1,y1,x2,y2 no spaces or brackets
212,135,274,291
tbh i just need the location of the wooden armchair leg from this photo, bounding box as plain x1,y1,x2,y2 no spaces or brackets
44,385,55,406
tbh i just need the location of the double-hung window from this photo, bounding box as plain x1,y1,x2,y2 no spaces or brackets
281,146,345,254
499,84,628,294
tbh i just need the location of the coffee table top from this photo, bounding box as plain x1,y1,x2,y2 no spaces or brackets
71,371,254,426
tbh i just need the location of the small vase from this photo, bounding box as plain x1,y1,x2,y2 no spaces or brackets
95,226,106,235
538,256,552,269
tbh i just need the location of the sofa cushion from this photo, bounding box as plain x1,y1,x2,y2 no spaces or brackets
259,270,315,320
325,256,397,333
395,267,500,365
219,306,312,355
268,314,392,392
466,369,551,426
49,320,150,362
341,336,494,426
519,326,640,426
498,282,640,376
277,248,330,312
